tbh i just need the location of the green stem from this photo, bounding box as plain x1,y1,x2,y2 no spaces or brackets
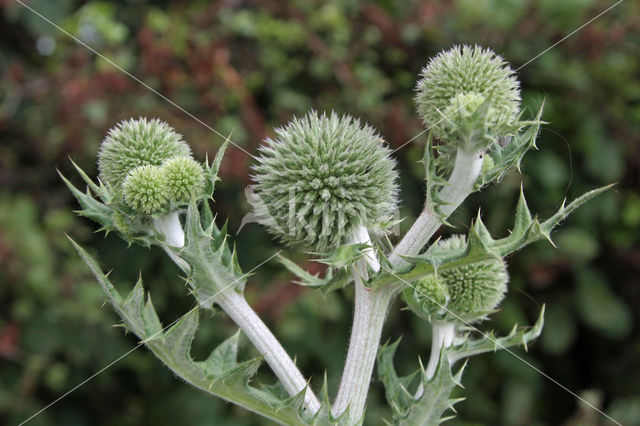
389,148,483,267
332,274,395,422
217,289,322,413
424,322,456,380
161,224,322,414
332,148,483,423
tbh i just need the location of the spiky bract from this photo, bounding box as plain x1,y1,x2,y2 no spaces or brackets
415,45,520,141
251,111,399,252
441,257,508,321
98,118,192,188
122,165,169,215
161,157,206,205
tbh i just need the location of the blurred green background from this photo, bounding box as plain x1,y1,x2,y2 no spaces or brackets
1,1,638,425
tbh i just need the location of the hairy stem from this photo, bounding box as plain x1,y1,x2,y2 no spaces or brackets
154,210,185,247
332,148,484,422
389,148,484,267
349,224,380,272
424,322,456,381
160,220,321,413
332,272,395,422
217,289,322,413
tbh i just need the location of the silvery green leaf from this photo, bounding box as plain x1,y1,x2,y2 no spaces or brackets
178,203,247,308
203,137,229,198
69,237,330,425
474,103,545,190
448,305,545,365
205,330,241,377
378,340,465,425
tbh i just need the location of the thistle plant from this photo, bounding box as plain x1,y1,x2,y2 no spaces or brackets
64,45,611,425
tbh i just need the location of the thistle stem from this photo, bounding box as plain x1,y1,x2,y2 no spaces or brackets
158,216,321,414
349,224,380,273
424,321,456,380
332,148,484,422
389,148,484,267
332,272,395,422
217,289,322,414
154,210,185,248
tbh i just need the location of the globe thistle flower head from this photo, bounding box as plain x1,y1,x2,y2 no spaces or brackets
411,275,450,318
161,156,206,205
441,257,508,322
251,111,399,252
122,165,169,215
415,45,521,142
98,118,192,189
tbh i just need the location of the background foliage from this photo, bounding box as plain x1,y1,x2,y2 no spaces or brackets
1,1,638,425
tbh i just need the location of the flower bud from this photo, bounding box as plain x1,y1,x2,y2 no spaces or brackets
440,257,508,321
411,274,450,317
161,156,206,205
251,111,399,252
122,165,169,215
415,45,520,144
98,118,192,189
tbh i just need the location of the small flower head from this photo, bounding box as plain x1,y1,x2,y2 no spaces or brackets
411,275,450,318
415,45,520,142
251,111,399,252
122,165,169,215
98,118,192,188
441,257,508,321
161,156,206,205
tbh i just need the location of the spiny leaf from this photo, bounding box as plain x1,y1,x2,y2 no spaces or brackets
278,255,327,288
278,255,353,295
399,353,466,425
448,305,545,364
204,137,229,198
422,133,452,222
378,339,466,425
142,294,163,341
377,339,420,419
378,185,613,290
205,330,241,377
70,238,312,425
68,237,121,303
59,171,115,230
475,103,545,190
312,243,370,270
180,203,246,308
219,357,263,388
486,184,614,257
163,309,200,364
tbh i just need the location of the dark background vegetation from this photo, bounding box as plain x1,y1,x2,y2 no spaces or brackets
1,1,638,425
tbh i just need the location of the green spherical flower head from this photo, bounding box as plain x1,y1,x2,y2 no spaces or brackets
415,45,520,141
440,257,508,321
98,118,192,188
122,165,169,215
161,157,206,205
412,275,450,317
251,111,399,252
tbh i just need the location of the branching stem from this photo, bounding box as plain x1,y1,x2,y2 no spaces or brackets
333,148,483,423
389,148,484,267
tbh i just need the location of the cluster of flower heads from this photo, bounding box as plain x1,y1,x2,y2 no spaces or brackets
250,111,399,252
415,45,521,149
98,45,519,318
98,118,205,216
